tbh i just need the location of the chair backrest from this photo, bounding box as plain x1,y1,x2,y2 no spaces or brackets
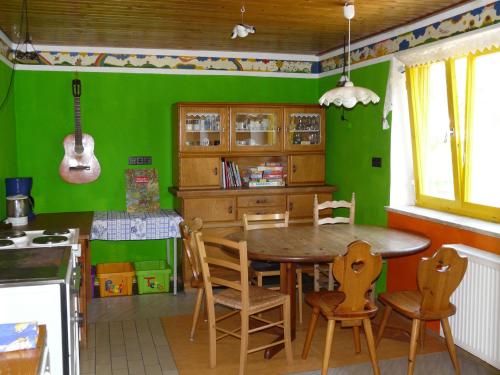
179,218,204,282
194,232,250,311
314,192,355,226
332,240,382,314
243,212,289,231
417,247,468,314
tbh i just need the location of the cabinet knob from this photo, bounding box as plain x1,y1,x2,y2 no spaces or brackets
292,165,297,173
228,206,233,214
256,199,267,204
214,167,218,176
277,127,281,133
289,202,294,210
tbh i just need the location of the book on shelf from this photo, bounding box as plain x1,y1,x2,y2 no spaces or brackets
221,158,242,188
242,162,286,188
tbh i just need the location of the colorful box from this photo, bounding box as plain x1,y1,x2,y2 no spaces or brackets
134,260,171,294
96,262,134,297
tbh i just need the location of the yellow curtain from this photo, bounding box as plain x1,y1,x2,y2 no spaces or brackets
405,64,430,199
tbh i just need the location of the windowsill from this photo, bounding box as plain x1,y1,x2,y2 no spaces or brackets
385,205,500,239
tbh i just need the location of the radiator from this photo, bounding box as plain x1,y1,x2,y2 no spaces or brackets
441,244,500,369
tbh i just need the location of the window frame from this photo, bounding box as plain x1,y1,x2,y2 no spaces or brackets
406,47,500,223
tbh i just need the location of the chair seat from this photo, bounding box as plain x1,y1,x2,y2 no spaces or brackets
305,291,378,319
250,261,280,272
214,285,288,314
379,291,456,320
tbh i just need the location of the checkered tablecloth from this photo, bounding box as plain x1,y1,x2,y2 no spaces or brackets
91,210,183,240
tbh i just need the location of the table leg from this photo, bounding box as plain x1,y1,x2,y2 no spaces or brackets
264,262,296,359
173,239,178,295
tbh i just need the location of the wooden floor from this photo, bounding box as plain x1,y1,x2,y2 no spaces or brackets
83,290,499,375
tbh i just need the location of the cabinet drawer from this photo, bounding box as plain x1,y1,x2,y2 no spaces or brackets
288,154,325,184
180,157,220,188
184,197,236,222
287,193,332,219
237,195,285,208
237,206,287,219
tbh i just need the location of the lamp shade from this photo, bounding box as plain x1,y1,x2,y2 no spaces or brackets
319,80,380,108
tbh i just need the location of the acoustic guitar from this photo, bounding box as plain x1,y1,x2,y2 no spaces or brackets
59,79,101,184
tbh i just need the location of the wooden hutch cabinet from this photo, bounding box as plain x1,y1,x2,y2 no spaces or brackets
170,102,336,284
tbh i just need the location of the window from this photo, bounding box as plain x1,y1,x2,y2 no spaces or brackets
406,48,500,222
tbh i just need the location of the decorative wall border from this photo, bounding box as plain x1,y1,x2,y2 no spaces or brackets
320,1,500,73
1,1,498,76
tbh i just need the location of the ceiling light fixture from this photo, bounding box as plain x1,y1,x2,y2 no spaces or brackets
13,0,40,64
231,3,255,39
319,2,379,108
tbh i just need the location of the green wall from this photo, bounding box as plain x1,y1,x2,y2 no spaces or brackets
321,61,391,226
13,71,317,263
0,60,17,219
11,62,391,264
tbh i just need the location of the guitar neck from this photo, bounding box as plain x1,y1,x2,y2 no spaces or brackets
74,96,83,148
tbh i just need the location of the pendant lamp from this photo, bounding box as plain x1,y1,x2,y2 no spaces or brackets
319,2,379,108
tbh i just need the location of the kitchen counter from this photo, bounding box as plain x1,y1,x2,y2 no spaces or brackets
17,211,94,239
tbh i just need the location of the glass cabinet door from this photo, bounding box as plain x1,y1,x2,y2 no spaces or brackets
230,107,283,152
179,106,228,153
284,107,325,151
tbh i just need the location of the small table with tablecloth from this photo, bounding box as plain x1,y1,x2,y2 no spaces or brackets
91,209,183,294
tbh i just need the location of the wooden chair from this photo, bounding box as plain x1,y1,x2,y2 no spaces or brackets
376,247,468,375
313,192,356,291
302,240,382,375
242,212,304,323
179,218,205,341
194,232,293,375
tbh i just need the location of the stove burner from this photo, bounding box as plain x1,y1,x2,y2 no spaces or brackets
0,230,27,240
32,235,69,245
0,239,14,248
43,229,70,236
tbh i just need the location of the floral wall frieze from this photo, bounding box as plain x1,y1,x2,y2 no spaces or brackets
321,2,500,73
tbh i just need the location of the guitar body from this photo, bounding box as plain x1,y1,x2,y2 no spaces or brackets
59,79,101,184
59,133,101,184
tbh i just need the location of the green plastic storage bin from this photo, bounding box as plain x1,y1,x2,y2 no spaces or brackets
134,260,171,294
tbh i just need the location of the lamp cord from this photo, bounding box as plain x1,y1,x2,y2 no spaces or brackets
347,17,351,81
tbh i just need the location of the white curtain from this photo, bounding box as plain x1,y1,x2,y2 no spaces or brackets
389,57,415,207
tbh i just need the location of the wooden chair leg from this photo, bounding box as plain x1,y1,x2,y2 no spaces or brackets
408,318,421,375
302,307,320,359
283,297,293,363
441,318,461,375
297,268,303,324
239,312,249,375
207,304,217,368
327,263,334,291
363,318,381,375
190,287,204,341
314,264,320,292
321,320,336,375
420,321,426,350
353,325,361,354
375,305,392,347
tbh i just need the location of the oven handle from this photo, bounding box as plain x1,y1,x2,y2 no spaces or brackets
71,264,82,294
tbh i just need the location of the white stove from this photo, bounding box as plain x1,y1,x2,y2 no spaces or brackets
0,227,81,375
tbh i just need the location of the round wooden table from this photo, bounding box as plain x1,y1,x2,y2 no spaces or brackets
227,224,430,358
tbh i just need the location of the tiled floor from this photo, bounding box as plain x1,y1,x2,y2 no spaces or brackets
80,292,194,375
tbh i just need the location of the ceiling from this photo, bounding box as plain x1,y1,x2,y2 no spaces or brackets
0,0,471,56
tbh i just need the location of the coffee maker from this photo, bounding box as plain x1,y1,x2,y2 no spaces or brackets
5,177,35,222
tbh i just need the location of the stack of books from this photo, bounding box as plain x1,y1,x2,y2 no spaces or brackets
242,162,286,188
221,159,242,188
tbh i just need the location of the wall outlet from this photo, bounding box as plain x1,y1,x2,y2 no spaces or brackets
129,156,153,165
372,157,382,168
